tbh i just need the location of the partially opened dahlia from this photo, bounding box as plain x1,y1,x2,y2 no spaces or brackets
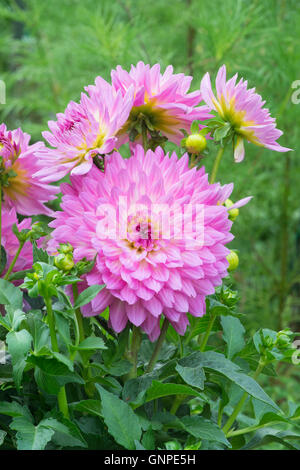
200,65,291,161
0,124,58,216
35,79,134,182
111,61,212,145
2,207,32,276
49,146,249,340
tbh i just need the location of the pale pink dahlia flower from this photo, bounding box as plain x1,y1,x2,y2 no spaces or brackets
200,65,291,162
111,61,212,145
0,124,58,216
48,146,250,340
2,207,32,276
36,78,134,182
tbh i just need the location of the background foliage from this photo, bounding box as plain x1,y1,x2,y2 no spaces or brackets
0,0,299,449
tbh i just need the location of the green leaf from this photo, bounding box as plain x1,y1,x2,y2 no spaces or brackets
175,363,205,390
10,417,54,450
96,385,142,449
6,329,32,389
181,416,230,447
143,381,206,405
213,122,231,141
0,401,32,420
242,428,300,450
221,315,245,359
71,400,102,418
190,120,201,134
122,375,155,404
180,351,280,411
0,430,6,446
0,279,23,309
74,285,105,308
41,417,87,448
74,336,107,351
28,355,84,394
0,245,7,276
101,359,132,376
32,242,50,263
141,428,155,450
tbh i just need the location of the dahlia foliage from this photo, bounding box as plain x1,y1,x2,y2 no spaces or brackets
0,62,294,452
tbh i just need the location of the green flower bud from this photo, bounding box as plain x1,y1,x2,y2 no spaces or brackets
224,199,239,221
276,329,293,349
54,253,74,271
262,335,276,348
185,134,207,154
58,243,73,255
226,250,239,272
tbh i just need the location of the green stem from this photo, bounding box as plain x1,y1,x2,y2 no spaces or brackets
210,146,225,184
170,395,185,415
127,326,142,379
4,241,25,281
72,284,85,344
222,361,265,435
199,314,216,351
44,296,69,418
146,318,169,373
227,412,300,438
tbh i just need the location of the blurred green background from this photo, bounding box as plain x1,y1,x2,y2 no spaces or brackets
0,0,299,336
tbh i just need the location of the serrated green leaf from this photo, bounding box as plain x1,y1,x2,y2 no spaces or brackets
181,415,230,447
143,381,206,405
71,399,102,418
41,417,87,448
221,315,245,359
0,279,23,309
175,363,205,390
180,351,280,411
97,385,142,449
10,417,54,450
74,336,107,351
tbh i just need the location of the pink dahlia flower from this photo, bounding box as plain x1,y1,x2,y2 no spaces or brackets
36,78,134,182
0,124,58,216
48,146,250,341
111,61,212,145
200,65,291,162
2,207,32,276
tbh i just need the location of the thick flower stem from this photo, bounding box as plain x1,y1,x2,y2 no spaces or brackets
222,361,265,435
146,319,169,373
127,326,142,379
44,296,70,419
170,395,185,415
4,241,25,281
199,313,216,351
210,146,225,184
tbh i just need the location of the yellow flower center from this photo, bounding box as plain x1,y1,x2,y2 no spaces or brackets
213,95,260,145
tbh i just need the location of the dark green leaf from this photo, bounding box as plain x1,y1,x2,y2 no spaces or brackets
181,415,230,447
97,385,142,449
221,315,245,359
175,363,205,390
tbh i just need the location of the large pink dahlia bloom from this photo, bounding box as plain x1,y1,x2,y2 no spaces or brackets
2,207,32,276
200,65,291,162
0,124,58,216
36,78,134,182
111,61,212,145
48,146,249,341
